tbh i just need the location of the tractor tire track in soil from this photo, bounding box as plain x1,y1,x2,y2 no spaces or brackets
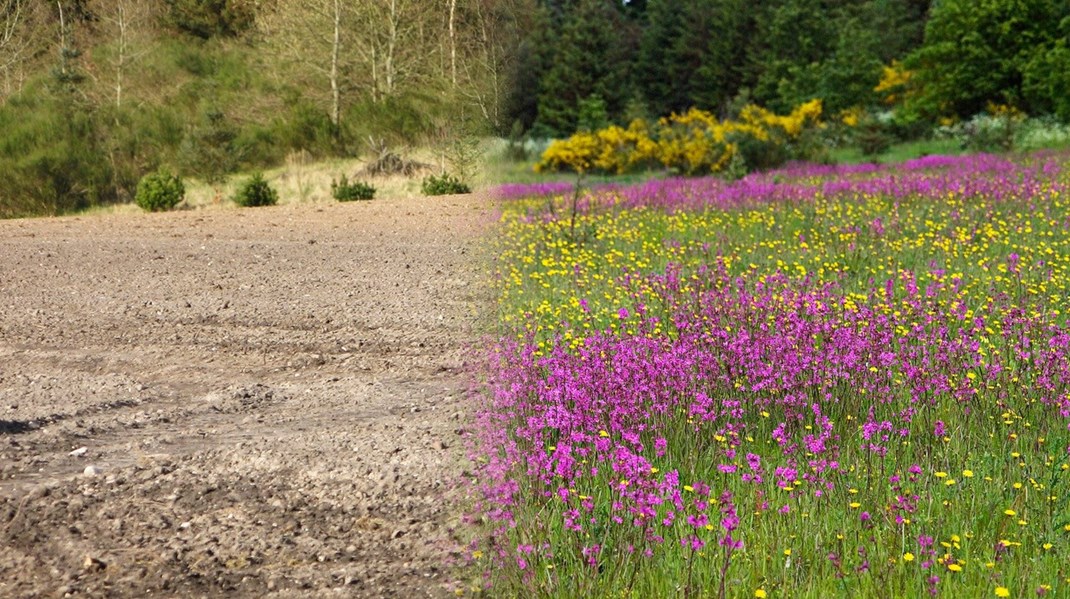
0,195,494,598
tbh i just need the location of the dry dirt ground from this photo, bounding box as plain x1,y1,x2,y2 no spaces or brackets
0,194,495,598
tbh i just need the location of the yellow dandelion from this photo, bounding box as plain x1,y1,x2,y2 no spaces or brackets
947,564,962,572
1004,509,1016,517
903,552,915,562
755,591,767,599
995,587,1010,598
963,470,974,478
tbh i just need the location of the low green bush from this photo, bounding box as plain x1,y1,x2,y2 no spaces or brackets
233,172,278,207
421,173,471,196
135,171,186,212
855,119,895,157
331,175,376,201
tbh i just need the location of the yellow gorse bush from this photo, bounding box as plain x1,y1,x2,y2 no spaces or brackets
875,60,913,105
536,100,824,176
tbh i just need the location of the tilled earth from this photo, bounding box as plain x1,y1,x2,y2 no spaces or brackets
0,195,494,598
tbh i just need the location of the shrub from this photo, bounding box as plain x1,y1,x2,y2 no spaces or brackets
422,173,471,196
1014,116,1070,152
855,119,894,157
536,99,824,176
135,171,186,212
233,172,278,207
955,113,1020,153
331,175,375,201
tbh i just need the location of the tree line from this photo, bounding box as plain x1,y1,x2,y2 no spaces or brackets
0,0,526,216
504,0,1070,138
1,0,1068,216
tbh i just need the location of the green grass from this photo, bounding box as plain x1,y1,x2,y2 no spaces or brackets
830,139,964,165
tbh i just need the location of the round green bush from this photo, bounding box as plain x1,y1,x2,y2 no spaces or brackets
233,172,278,207
135,171,185,212
421,173,471,196
331,175,376,201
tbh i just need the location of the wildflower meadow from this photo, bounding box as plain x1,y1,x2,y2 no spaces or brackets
468,153,1070,598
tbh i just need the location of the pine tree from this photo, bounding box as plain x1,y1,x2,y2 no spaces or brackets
532,0,637,136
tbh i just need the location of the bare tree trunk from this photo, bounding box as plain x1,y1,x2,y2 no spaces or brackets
55,0,65,75
0,0,23,97
384,0,396,95
448,0,456,87
115,0,125,108
329,0,340,130
370,43,379,102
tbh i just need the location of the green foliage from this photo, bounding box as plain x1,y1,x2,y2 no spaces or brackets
178,108,239,184
421,173,471,196
331,175,375,201
576,94,609,133
135,171,186,212
1014,116,1070,152
1024,36,1070,121
232,172,278,207
163,0,256,39
343,94,437,149
855,118,895,157
532,0,638,137
0,91,118,217
638,0,752,116
940,114,1021,153
905,0,1070,120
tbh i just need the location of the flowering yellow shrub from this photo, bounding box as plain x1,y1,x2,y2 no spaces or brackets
536,100,824,176
537,120,657,174
839,106,864,127
986,102,1025,120
875,60,912,105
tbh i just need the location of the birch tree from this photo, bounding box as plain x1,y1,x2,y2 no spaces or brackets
259,0,352,135
0,0,49,98
92,0,156,109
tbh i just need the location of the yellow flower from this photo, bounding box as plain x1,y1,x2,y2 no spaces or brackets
903,552,915,562
849,502,861,509
962,469,974,477
995,587,1010,598
947,564,962,572
755,590,767,599
935,471,948,478
783,549,792,556
1004,509,1016,516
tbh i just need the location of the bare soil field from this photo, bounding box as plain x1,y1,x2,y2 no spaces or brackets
0,195,494,598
